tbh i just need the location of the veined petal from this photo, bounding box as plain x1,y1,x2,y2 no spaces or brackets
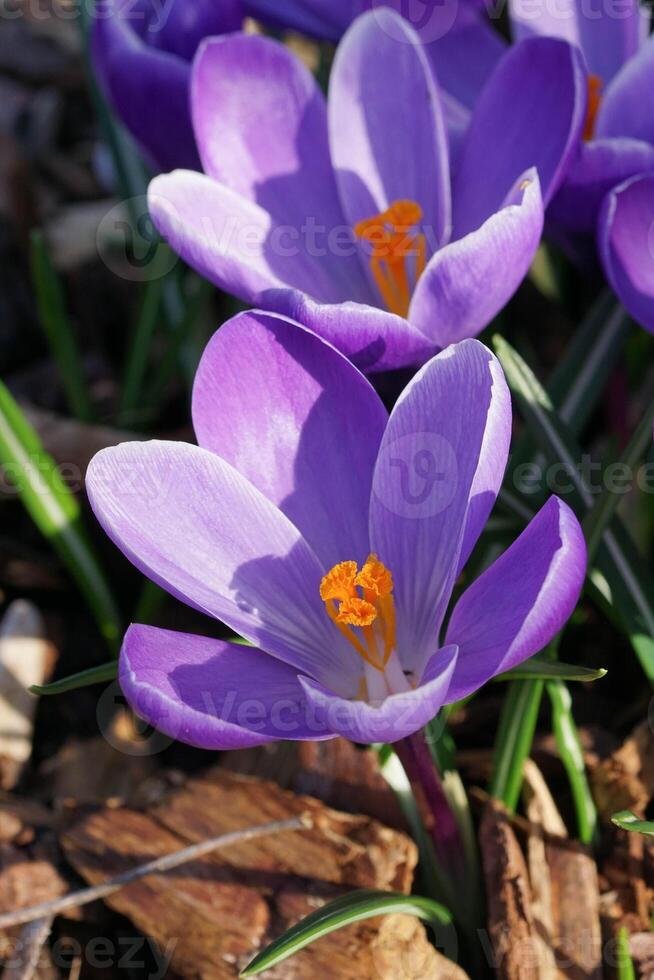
121,625,332,750
369,340,511,677
509,0,579,45
263,288,436,373
596,36,654,146
192,310,387,569
329,8,451,250
453,36,587,237
599,173,654,334
86,440,359,694
548,137,654,235
424,16,506,112
191,35,368,302
91,9,198,172
148,0,242,60
299,644,458,743
409,169,543,347
576,0,645,82
445,497,586,702
148,171,352,305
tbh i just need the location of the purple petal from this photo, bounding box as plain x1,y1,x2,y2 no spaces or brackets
329,8,451,250
86,440,358,694
423,16,506,111
192,310,387,569
91,8,198,172
596,36,654,146
445,497,586,702
409,169,543,346
452,36,587,237
147,0,242,61
263,288,436,373
245,0,357,39
191,35,369,302
369,339,511,678
548,137,654,235
121,625,332,749
576,0,645,82
299,645,458,743
599,173,654,333
509,0,579,45
148,171,353,304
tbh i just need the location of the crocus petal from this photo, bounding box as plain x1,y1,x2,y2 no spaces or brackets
192,310,387,568
92,10,198,172
369,339,511,677
191,35,369,302
299,645,458,743
409,169,543,347
548,137,654,235
576,0,644,82
147,0,243,61
509,0,579,45
148,171,351,304
423,17,506,112
263,288,436,373
245,0,357,40
596,36,654,146
598,174,654,333
121,625,332,750
329,8,451,250
86,440,359,694
445,497,586,702
452,36,587,237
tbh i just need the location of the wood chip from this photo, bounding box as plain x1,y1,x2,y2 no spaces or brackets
61,769,426,979
0,601,56,790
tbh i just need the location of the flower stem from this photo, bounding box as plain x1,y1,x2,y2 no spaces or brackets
395,730,466,882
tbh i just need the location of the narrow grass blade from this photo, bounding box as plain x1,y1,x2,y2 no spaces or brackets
611,811,654,837
497,660,606,683
239,890,456,977
616,927,636,980
30,231,94,423
493,334,654,681
119,277,165,420
490,678,544,812
31,661,118,695
547,680,598,845
0,384,121,654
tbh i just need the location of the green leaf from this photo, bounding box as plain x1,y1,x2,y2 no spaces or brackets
119,277,165,421
31,661,118,696
0,384,121,654
490,678,544,812
497,660,606,683
611,810,654,837
493,334,654,681
239,890,456,977
616,926,636,980
547,680,598,845
30,231,94,423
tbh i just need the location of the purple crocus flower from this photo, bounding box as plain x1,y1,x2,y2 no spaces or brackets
149,9,586,372
85,310,586,748
599,173,654,333
92,0,243,171
509,0,654,236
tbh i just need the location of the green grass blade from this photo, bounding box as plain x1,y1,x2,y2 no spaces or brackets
493,334,654,680
31,661,118,695
30,231,94,423
490,678,544,812
239,890,455,977
497,660,606,683
611,811,654,837
547,680,598,845
0,384,121,654
119,277,165,420
616,927,636,980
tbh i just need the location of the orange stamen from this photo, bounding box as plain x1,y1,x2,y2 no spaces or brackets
584,74,603,141
354,199,425,317
320,555,397,672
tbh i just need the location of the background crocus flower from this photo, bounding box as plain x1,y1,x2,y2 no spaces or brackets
92,0,243,171
85,310,586,748
509,0,654,236
149,9,586,372
599,173,654,333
